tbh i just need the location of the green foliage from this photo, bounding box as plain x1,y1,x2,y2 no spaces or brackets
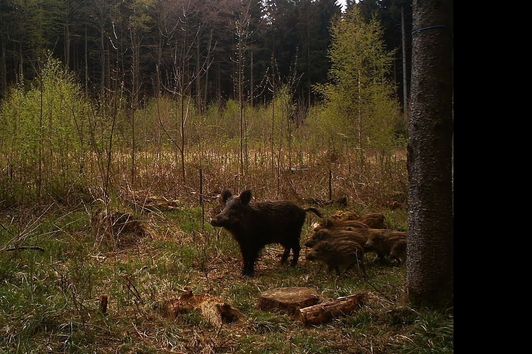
0,54,93,203
311,7,404,155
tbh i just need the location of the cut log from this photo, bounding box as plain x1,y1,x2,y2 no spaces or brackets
297,293,367,326
258,287,320,315
159,290,242,327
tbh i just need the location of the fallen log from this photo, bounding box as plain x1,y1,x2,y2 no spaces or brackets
297,293,367,326
258,287,320,315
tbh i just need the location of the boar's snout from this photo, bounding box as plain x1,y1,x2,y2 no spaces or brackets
304,239,315,248
209,216,224,227
365,239,374,249
306,250,317,261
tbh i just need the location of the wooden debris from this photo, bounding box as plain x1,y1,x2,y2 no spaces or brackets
121,189,180,212
99,295,108,315
197,298,242,327
91,208,147,246
160,289,242,327
258,287,320,315
298,293,367,326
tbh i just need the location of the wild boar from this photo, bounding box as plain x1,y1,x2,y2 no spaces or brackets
305,239,366,276
312,218,369,232
209,189,322,277
329,211,386,229
364,230,407,264
389,238,407,264
358,213,386,229
304,228,368,249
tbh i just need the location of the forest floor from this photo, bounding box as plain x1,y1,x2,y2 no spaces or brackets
0,202,453,353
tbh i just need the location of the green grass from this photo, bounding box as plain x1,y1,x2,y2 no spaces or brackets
0,204,452,353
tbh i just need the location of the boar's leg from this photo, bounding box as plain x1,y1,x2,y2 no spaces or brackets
360,262,367,278
280,246,291,264
346,253,367,278
326,264,334,273
241,248,260,277
354,255,367,278
375,252,389,265
290,244,301,267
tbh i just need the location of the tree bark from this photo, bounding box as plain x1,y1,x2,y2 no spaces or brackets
298,293,367,326
407,0,453,308
401,5,409,124
196,34,201,112
0,34,7,97
100,22,105,99
84,25,88,94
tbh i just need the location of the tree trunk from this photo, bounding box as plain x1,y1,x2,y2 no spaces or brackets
238,35,244,185
401,5,409,124
204,30,213,109
180,93,186,184
84,25,88,94
0,34,6,97
130,30,139,186
271,55,275,175
250,50,254,107
100,22,105,99
196,35,201,112
18,43,23,83
65,23,70,69
407,0,453,309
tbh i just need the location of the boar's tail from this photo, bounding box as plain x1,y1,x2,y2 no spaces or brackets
304,207,323,218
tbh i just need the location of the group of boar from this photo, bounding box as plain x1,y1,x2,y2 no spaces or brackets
304,211,407,276
209,190,407,277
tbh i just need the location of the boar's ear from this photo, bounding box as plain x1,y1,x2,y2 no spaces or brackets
239,190,252,205
220,190,232,204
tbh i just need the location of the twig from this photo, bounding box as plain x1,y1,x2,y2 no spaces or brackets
3,246,45,253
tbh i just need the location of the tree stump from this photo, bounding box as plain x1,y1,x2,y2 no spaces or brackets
297,293,367,326
258,287,320,315
198,299,242,327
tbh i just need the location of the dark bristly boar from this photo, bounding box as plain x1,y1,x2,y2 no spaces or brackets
306,239,366,276
304,228,368,249
358,213,386,229
329,211,386,229
364,230,407,264
209,189,322,277
389,238,407,264
312,218,369,233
